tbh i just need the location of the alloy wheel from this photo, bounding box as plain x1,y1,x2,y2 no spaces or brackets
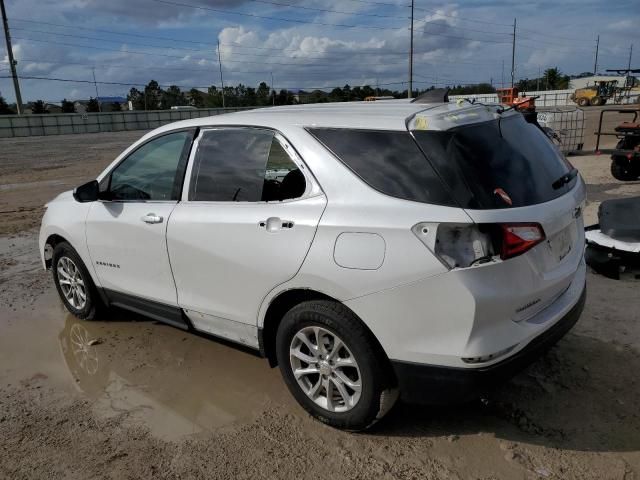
57,256,87,310
289,326,362,413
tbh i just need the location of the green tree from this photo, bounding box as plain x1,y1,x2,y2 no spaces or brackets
32,100,48,114
160,85,185,109
0,95,15,114
109,102,121,112
542,67,570,90
256,82,271,106
189,88,205,108
127,87,146,110
86,97,100,112
144,80,163,110
61,99,76,113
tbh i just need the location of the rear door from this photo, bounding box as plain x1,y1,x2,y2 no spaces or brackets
167,127,326,345
412,113,586,321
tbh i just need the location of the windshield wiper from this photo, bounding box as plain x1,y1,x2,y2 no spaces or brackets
552,168,579,190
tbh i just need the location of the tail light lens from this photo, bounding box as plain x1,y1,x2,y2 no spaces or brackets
500,223,546,260
413,222,546,269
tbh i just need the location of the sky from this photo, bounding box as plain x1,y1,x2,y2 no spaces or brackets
0,0,638,103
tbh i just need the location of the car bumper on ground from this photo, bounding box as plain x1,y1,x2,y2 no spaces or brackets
390,282,586,405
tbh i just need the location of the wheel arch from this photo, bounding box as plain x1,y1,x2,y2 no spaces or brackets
259,288,390,369
44,233,71,269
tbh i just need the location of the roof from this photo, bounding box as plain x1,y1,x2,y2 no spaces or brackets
148,99,507,137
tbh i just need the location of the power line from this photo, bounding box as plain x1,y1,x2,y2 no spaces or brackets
0,73,215,89
412,5,512,27
148,0,406,31
240,0,409,20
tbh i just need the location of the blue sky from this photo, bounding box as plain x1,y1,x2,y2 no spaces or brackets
0,0,638,103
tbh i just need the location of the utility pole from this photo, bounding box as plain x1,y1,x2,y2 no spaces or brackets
501,60,505,87
408,0,414,99
628,44,634,71
217,40,226,108
270,71,275,106
1,0,23,114
510,17,516,89
92,67,101,112
593,35,599,75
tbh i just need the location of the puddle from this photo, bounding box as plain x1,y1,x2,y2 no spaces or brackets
1,291,295,441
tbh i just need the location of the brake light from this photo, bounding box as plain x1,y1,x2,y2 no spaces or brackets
500,223,545,260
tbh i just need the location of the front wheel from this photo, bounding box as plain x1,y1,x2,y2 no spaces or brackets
52,242,102,320
276,300,398,431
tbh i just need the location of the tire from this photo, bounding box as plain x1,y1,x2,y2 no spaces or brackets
276,300,398,431
610,157,637,181
591,96,604,106
577,97,590,107
52,242,102,320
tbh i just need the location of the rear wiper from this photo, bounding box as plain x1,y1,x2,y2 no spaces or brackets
552,168,579,190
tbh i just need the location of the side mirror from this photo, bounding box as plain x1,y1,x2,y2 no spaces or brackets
73,180,99,203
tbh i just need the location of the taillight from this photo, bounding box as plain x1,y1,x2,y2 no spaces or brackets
413,222,546,269
500,223,546,260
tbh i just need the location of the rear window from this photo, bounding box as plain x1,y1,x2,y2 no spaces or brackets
307,128,456,206
412,114,574,209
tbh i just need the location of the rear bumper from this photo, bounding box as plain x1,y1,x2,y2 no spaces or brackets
391,282,586,404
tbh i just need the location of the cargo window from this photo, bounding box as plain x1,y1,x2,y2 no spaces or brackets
307,128,456,206
412,114,574,209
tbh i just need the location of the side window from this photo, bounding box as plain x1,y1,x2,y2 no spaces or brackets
108,131,191,201
262,138,307,202
189,129,306,202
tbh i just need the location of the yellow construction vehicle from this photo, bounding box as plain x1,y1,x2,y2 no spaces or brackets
571,80,618,107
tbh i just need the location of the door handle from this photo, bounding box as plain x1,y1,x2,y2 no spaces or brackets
259,217,294,232
141,213,163,224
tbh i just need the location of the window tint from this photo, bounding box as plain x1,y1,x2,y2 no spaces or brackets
190,129,306,202
413,114,573,209
109,131,190,201
308,128,455,206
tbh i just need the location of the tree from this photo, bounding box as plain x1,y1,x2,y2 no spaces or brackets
542,67,570,90
127,87,146,110
189,88,205,108
160,85,185,109
256,82,271,106
109,102,121,112
144,80,163,110
0,95,15,114
32,100,48,114
86,97,100,112
61,99,76,113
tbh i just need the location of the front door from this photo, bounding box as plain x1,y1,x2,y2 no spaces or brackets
86,130,194,306
167,128,326,344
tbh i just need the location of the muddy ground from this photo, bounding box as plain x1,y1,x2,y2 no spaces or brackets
1,109,639,479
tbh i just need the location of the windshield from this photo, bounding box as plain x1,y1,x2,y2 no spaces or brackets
412,114,575,209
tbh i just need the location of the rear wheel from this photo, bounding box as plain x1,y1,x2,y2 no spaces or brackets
276,300,398,431
52,242,102,320
591,96,604,106
610,157,637,181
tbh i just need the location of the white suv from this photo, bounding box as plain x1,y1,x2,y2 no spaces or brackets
40,100,587,430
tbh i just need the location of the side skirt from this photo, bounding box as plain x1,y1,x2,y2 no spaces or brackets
101,288,191,330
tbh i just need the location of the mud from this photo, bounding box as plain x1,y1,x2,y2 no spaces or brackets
1,110,640,479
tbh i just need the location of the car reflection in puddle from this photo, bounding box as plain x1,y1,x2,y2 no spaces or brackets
58,311,292,440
